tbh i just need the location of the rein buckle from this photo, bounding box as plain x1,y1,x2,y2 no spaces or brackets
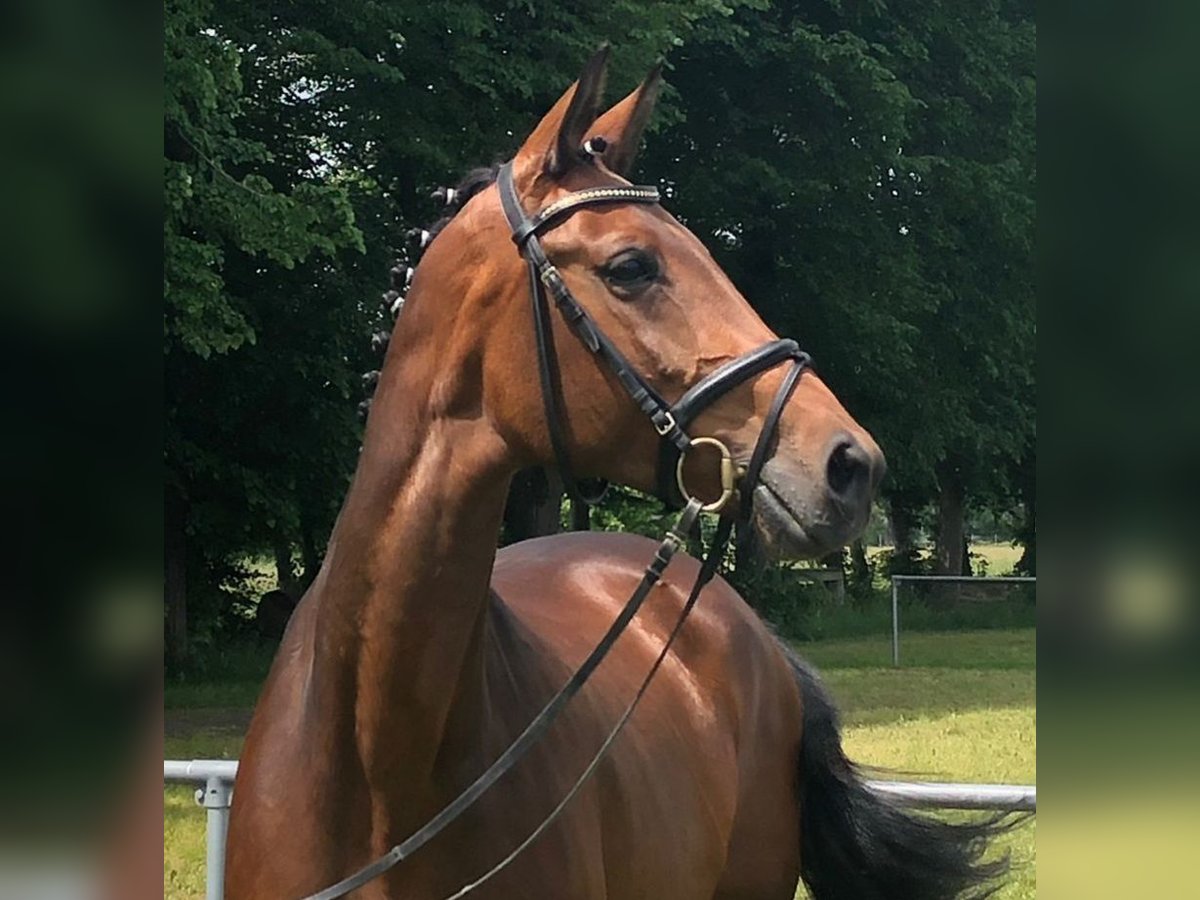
653,411,678,437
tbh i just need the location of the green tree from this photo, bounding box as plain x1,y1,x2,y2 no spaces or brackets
164,0,364,664
163,0,1034,666
163,0,748,668
878,0,1035,574
642,0,1034,578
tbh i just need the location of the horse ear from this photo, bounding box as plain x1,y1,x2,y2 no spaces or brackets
515,46,610,179
589,64,662,177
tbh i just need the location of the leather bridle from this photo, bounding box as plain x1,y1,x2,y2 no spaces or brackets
496,161,811,516
298,158,811,900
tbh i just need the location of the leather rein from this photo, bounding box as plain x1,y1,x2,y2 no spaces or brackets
299,158,810,900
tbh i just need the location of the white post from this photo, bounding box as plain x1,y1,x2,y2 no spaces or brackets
197,775,233,900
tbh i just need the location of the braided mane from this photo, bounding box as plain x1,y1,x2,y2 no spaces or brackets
362,164,503,419
381,164,503,312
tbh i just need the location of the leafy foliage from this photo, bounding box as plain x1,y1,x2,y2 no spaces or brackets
642,0,1034,503
163,0,1034,667
164,0,363,358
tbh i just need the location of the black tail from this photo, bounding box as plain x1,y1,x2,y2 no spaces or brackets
780,642,1015,900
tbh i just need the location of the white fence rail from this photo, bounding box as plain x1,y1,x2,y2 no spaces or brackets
165,759,1035,900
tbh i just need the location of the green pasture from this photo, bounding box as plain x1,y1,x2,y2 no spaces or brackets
165,629,1035,900
797,630,1036,898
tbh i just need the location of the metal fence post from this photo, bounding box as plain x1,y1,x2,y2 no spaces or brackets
891,578,900,667
196,775,233,900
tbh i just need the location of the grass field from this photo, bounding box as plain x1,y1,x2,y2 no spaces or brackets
798,630,1036,898
164,629,1035,899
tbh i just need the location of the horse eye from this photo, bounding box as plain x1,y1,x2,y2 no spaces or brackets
602,250,658,290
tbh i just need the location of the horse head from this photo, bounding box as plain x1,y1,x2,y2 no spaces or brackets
396,48,884,558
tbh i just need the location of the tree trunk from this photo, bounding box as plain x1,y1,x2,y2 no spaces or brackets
934,473,966,577
503,469,565,543
165,491,188,669
1016,511,1036,575
734,521,766,576
888,495,920,574
730,521,769,610
1015,444,1036,575
273,533,299,597
818,549,844,572
569,493,591,531
849,538,870,585
300,516,321,591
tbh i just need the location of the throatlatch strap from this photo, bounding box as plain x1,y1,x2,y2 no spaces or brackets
497,162,683,514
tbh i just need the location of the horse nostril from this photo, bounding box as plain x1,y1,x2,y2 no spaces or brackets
826,440,871,497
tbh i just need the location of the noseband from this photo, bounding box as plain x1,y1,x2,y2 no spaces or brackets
300,160,812,900
496,161,811,517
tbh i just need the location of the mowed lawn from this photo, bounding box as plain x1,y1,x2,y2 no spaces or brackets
165,629,1035,900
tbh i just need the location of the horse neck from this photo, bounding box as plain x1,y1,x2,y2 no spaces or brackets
307,305,512,785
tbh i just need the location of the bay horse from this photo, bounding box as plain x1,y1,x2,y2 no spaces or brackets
227,50,1006,900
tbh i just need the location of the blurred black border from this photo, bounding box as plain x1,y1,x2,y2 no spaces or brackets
0,0,162,893
1,0,1197,893
1040,1,1200,895
1040,2,1199,669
